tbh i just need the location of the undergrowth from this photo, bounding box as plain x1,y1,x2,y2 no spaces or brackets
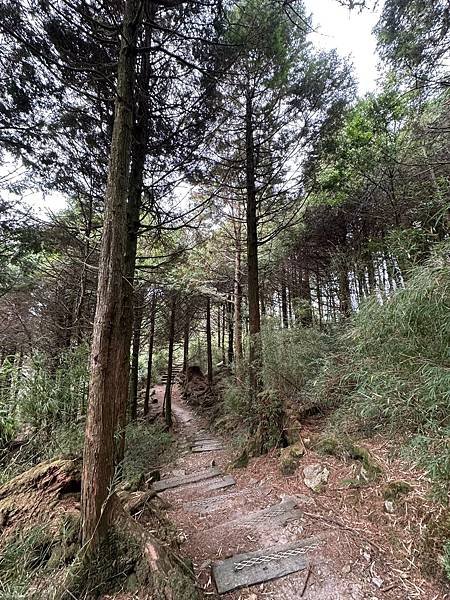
322,242,450,500
122,421,173,482
216,242,450,498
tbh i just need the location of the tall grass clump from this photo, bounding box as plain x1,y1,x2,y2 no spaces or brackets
20,344,89,430
214,322,335,452
320,242,450,497
261,320,334,407
0,345,89,484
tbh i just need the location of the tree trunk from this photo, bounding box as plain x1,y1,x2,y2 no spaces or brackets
206,297,213,386
114,13,155,462
234,235,243,375
144,292,156,416
338,266,351,317
129,290,144,421
227,293,234,366
217,306,221,350
281,268,289,329
81,0,141,549
163,297,176,428
367,255,376,293
316,275,323,327
287,283,293,325
183,314,190,373
245,87,262,405
300,270,313,326
221,304,226,364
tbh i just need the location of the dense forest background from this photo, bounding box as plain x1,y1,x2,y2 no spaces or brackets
1,0,450,598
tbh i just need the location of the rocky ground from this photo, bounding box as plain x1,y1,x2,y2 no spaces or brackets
151,384,448,600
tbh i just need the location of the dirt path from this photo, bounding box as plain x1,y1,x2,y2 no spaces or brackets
152,384,445,600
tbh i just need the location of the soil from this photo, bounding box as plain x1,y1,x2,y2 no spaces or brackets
151,384,449,600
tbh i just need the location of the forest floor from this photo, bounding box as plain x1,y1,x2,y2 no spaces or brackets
151,384,448,600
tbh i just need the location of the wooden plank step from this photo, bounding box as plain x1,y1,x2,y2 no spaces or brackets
234,497,303,528
191,440,223,447
191,434,219,442
201,475,235,492
152,467,221,492
192,443,224,453
212,537,321,594
184,490,241,513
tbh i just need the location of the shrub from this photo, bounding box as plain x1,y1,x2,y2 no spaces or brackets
122,421,172,482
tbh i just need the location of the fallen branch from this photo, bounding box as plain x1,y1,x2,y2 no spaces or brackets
300,564,312,597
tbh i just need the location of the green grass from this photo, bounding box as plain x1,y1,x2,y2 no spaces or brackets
0,524,59,599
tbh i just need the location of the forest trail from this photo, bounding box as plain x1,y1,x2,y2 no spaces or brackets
150,384,442,600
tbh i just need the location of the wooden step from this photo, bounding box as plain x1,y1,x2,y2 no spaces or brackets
151,467,221,492
212,537,321,594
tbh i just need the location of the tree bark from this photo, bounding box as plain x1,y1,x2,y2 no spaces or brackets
163,297,176,428
183,314,190,373
114,12,155,462
338,266,351,317
281,268,289,329
206,297,213,387
227,293,234,366
217,306,221,350
144,291,156,416
129,290,144,421
245,87,262,405
316,274,323,327
233,234,243,375
300,270,313,326
81,0,141,549
221,304,226,363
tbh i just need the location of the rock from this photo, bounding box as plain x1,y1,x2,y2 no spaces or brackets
303,464,329,492
170,469,186,478
384,500,395,513
126,573,138,592
280,442,305,475
342,564,351,574
383,480,411,500
315,436,381,482
371,575,384,588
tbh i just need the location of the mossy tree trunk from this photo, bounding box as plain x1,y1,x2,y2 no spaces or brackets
114,10,155,462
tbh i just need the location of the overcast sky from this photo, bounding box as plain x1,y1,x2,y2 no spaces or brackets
16,1,382,215
304,0,381,94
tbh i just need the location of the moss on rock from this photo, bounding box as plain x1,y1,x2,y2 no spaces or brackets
383,481,411,500
280,442,305,475
315,435,381,482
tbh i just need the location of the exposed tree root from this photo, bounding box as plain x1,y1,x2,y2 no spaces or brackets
0,459,200,599
0,457,81,534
